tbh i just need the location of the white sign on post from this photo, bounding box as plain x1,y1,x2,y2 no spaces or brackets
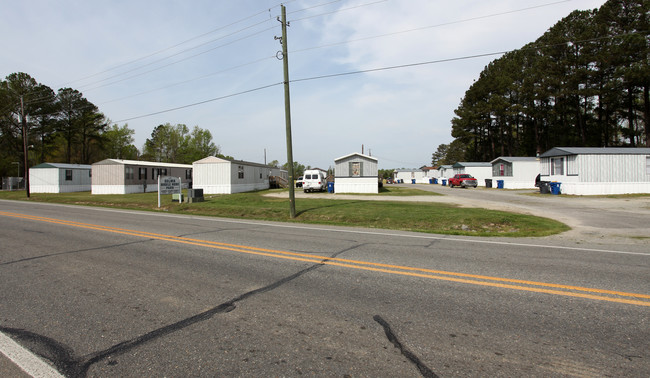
158,176,182,207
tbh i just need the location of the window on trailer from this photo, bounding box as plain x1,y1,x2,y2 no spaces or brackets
551,158,564,175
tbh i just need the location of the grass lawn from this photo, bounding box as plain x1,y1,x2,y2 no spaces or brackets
0,188,568,237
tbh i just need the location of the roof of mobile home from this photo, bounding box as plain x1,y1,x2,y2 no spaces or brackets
334,152,378,162
193,156,273,168
540,147,650,158
490,157,538,164
452,162,491,168
93,159,192,168
32,163,92,169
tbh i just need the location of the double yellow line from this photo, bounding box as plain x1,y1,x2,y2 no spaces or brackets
2,210,649,307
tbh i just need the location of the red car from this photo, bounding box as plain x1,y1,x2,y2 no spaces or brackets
448,174,477,188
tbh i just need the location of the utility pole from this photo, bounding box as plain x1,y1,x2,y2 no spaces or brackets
277,4,296,218
20,96,30,198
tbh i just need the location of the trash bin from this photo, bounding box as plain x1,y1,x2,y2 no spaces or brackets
433,178,438,184
550,182,561,195
411,179,416,184
327,181,334,193
429,178,434,184
539,181,550,194
442,179,447,186
485,179,492,188
496,180,504,189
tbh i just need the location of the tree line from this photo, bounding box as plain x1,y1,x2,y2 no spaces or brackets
0,72,223,177
436,0,648,164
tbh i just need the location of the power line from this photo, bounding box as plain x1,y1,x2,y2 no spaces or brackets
81,25,279,93
289,30,649,84
290,0,574,54
286,0,343,15
290,51,509,83
288,0,389,22
78,23,279,92
99,56,276,106
56,2,294,88
112,82,282,123
12,29,647,124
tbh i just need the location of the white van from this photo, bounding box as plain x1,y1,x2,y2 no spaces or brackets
302,169,327,193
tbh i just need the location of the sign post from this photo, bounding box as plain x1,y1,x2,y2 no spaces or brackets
158,175,182,207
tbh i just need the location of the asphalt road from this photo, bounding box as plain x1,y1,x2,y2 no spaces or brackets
0,198,648,377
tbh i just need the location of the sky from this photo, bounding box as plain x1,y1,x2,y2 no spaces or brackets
1,0,608,170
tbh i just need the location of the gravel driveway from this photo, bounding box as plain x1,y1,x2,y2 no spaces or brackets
266,184,650,245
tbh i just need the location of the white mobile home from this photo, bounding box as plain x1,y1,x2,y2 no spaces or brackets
334,153,378,193
92,159,192,194
490,157,539,189
193,156,273,194
394,168,426,184
539,147,650,195
452,162,492,186
437,165,453,179
422,166,439,179
30,163,92,193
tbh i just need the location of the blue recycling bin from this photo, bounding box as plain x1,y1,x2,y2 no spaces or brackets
550,182,561,195
433,178,438,184
442,179,447,186
497,180,504,189
327,181,334,193
412,179,416,184
429,178,434,184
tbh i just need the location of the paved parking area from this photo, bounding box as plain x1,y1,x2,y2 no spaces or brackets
269,184,650,244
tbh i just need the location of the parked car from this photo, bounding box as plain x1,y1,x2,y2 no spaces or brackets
448,174,478,188
302,170,327,192
296,176,303,188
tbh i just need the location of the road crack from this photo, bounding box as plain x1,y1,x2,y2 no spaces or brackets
374,315,438,378
2,244,359,377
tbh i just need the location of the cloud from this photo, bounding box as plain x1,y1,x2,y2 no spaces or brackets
1,0,608,169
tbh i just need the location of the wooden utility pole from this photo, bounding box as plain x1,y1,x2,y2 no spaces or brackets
278,4,296,218
20,96,30,198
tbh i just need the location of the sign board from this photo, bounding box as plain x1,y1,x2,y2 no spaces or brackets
158,175,182,207
159,176,181,195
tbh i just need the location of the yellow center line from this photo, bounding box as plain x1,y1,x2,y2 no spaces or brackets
2,210,649,306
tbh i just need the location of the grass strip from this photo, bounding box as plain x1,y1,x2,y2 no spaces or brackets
0,189,568,237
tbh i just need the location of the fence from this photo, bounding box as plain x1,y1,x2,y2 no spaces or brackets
1,177,25,190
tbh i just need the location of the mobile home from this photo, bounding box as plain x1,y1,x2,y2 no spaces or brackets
192,156,273,194
539,147,650,195
30,163,92,193
490,157,539,189
452,162,492,186
335,153,378,193
92,159,192,194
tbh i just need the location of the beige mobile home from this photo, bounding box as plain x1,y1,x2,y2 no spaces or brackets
30,163,92,193
92,159,192,194
192,156,273,194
